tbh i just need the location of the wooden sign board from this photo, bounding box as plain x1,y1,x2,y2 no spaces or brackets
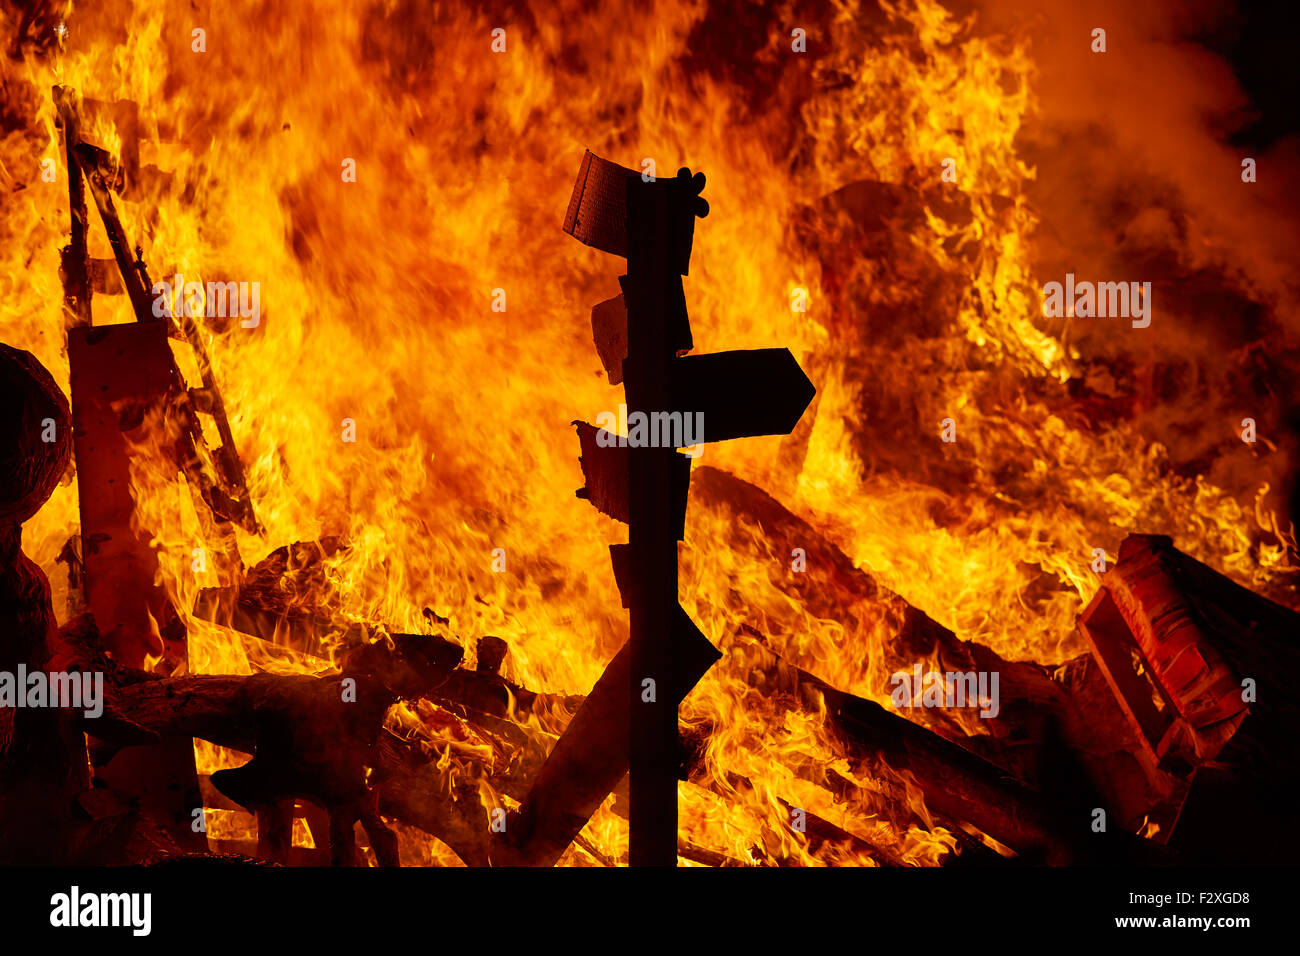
563,151,641,259
564,150,698,275
673,348,816,444
572,421,691,539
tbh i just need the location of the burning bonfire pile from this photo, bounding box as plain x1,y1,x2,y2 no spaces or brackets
2,0,1299,867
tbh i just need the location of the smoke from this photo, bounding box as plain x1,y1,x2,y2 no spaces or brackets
989,0,1299,295
978,0,1300,544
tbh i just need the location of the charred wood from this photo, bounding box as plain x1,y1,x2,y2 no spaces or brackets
732,632,1083,863
60,618,485,865
493,608,720,866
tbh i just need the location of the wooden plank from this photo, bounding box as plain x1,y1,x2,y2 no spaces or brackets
623,173,685,866
572,421,691,537
64,326,217,854
590,294,627,384
563,150,640,260
53,86,91,328
497,605,719,866
564,150,699,275
67,321,180,666
727,634,1172,863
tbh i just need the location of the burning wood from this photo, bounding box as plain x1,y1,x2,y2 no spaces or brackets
496,606,721,866
1,323,1289,868
1079,533,1300,860
1,1,1298,887
53,612,497,865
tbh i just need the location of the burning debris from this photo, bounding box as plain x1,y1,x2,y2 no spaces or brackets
0,0,1297,885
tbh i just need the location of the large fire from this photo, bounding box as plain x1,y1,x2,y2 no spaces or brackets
2,0,1296,866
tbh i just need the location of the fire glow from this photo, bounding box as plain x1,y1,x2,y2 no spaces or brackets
1,0,1298,869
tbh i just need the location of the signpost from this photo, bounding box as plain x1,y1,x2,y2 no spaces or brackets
564,150,816,866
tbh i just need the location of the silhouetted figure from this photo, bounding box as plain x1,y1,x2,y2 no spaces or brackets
0,344,87,863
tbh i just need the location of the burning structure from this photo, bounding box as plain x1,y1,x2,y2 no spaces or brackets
0,0,1298,869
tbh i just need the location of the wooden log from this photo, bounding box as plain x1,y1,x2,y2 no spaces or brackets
138,519,1096,869
87,619,1018,867
776,750,1010,865
689,465,1143,798
475,635,509,675
689,469,1248,862
478,632,902,867
189,568,1027,866
733,632,1171,864
677,840,746,868
61,618,487,865
731,633,1072,861
194,531,918,867
192,540,349,653
193,545,584,723
607,764,903,866
103,669,403,865
372,732,493,866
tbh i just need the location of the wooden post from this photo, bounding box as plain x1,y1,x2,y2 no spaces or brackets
54,87,91,329
562,151,810,867
623,177,682,867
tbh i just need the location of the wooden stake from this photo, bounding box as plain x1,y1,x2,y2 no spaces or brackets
623,176,683,867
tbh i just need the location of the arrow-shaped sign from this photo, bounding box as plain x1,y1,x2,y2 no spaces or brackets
673,348,816,444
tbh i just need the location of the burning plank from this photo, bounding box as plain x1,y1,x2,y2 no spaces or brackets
494,608,721,866
1079,533,1300,861
50,85,263,851
56,615,495,866
729,632,1076,862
